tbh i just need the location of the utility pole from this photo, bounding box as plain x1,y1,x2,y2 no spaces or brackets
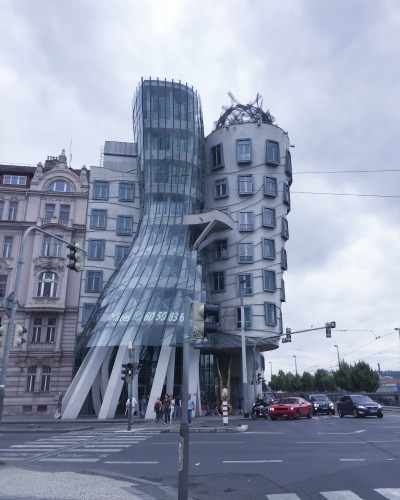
240,279,249,418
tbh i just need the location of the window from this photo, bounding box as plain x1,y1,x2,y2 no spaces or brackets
37,272,58,297
238,175,253,195
0,275,7,298
59,204,70,221
47,181,72,192
211,271,225,292
115,245,130,266
238,211,254,231
92,180,109,199
215,178,228,198
262,238,276,259
90,209,107,229
236,306,252,329
82,303,95,325
26,366,37,392
283,182,291,209
3,236,13,258
263,270,276,291
46,318,56,342
41,366,51,391
119,182,134,201
238,242,253,263
211,144,224,169
280,279,286,302
44,203,55,219
266,140,280,166
8,201,18,221
218,207,230,216
265,302,277,325
0,200,3,219
42,236,51,257
237,274,253,295
237,139,251,163
264,176,278,197
281,247,288,270
282,218,289,240
3,175,27,185
85,270,103,293
116,216,133,236
262,207,276,228
215,239,229,260
88,239,105,260
53,236,62,257
285,150,293,179
32,318,42,343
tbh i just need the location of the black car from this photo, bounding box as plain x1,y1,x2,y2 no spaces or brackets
308,394,335,415
337,394,383,418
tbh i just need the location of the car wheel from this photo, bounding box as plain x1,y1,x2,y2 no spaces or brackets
353,409,359,418
338,409,344,418
270,417,277,421
307,409,312,419
313,411,317,415
263,412,269,419
331,410,336,415
378,412,383,418
294,409,301,420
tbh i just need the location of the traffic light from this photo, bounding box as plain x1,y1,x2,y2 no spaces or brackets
67,242,85,272
12,324,27,348
192,301,219,338
121,363,128,382
0,323,6,358
325,321,336,338
126,363,133,377
282,327,292,343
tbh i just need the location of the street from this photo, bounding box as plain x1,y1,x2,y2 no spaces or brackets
1,411,400,499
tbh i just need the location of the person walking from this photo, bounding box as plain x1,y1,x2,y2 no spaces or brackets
140,395,147,418
125,396,137,421
154,397,163,422
173,395,181,419
188,394,195,423
163,395,171,425
169,395,175,422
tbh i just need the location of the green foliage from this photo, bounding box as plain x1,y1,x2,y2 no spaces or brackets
350,361,380,392
314,369,336,391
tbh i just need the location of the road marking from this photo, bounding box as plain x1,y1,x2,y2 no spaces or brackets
38,458,99,462
321,491,364,499
223,460,282,463
374,488,400,499
267,494,300,499
340,459,366,462
10,444,65,448
104,461,158,464
61,448,123,452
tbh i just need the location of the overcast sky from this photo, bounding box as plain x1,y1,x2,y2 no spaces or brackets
1,0,400,378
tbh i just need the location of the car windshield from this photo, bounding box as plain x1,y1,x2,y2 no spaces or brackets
312,395,328,401
278,398,298,404
351,395,374,404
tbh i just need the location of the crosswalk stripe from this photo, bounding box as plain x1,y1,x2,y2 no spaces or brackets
321,491,364,499
374,489,400,499
267,494,300,499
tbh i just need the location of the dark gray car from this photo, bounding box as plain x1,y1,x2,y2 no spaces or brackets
337,394,383,418
308,394,335,415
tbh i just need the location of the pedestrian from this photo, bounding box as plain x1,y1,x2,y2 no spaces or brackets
125,396,137,419
154,397,163,422
140,395,147,418
169,395,175,422
188,394,195,423
173,395,181,419
163,395,171,425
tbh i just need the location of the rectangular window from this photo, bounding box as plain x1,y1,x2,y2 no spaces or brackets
0,275,7,298
238,175,253,195
215,178,228,198
32,318,42,343
3,236,13,258
237,274,253,295
53,236,62,257
238,211,254,231
3,175,27,185
0,200,3,219
92,180,109,199
281,247,288,270
283,182,291,209
82,303,95,325
238,242,253,263
8,201,18,221
237,139,251,163
266,140,280,166
46,318,56,343
265,302,277,325
211,271,225,292
88,239,105,260
42,235,51,256
26,366,37,392
59,204,70,221
236,306,252,329
85,270,103,293
90,209,107,229
264,176,278,197
282,217,289,240
280,279,286,302
119,182,134,201
115,245,130,266
262,207,276,228
262,238,276,259
41,366,51,391
263,270,276,291
211,144,224,169
116,216,133,236
285,150,293,179
215,239,229,260
44,203,55,219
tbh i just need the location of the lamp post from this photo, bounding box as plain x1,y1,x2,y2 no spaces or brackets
240,278,249,418
269,361,272,380
293,355,297,376
334,344,340,367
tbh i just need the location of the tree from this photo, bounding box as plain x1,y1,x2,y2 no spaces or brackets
270,370,286,392
301,371,315,392
334,361,352,391
314,369,336,391
350,361,380,392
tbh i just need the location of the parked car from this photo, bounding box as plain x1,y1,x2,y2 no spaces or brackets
308,394,335,415
268,397,313,420
337,394,383,418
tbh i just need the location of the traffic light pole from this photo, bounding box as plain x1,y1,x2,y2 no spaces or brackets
127,343,134,432
240,280,249,418
0,226,84,423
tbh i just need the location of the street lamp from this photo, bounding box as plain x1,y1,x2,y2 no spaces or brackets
334,344,340,367
269,361,272,379
239,278,249,418
293,355,297,376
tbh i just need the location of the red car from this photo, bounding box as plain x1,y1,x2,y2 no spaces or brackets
268,397,313,420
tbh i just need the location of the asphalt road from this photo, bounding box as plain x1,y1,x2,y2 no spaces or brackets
1,412,400,499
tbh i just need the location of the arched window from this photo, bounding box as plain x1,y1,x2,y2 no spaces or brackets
47,180,73,192
37,272,58,297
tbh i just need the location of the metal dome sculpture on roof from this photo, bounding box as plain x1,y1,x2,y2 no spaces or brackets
214,92,275,130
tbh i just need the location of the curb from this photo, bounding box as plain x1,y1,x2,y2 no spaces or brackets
161,424,248,433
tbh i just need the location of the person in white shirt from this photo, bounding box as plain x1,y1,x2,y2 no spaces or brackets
125,396,137,419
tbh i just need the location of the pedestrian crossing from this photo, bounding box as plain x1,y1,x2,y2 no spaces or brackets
267,489,400,499
0,428,159,464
